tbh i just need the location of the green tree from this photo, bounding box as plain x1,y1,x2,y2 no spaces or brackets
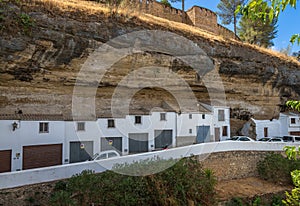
237,0,299,45
282,146,300,205
161,0,171,7
237,10,278,48
217,0,245,36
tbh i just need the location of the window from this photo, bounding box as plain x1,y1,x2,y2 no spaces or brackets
77,122,85,131
264,127,268,137
160,113,166,121
108,152,118,158
222,126,228,136
218,110,225,121
291,118,296,124
39,122,49,133
135,116,142,124
189,129,192,134
108,119,115,128
202,114,205,119
189,114,192,119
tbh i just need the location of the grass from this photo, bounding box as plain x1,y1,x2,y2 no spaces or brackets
8,0,300,66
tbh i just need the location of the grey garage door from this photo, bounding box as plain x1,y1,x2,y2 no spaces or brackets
0,150,11,173
129,133,148,154
101,137,122,154
70,141,93,163
196,126,210,143
154,130,172,149
23,144,62,170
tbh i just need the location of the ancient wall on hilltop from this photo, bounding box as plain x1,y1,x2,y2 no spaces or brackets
134,0,237,39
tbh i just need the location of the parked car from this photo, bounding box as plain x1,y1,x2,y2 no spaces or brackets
227,136,255,142
267,137,284,142
257,137,283,142
257,137,271,142
91,150,120,161
282,135,300,142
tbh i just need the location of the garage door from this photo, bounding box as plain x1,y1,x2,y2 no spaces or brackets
23,144,62,170
129,133,148,154
101,137,122,154
0,150,11,173
196,126,210,143
290,131,300,135
70,141,93,163
155,130,172,149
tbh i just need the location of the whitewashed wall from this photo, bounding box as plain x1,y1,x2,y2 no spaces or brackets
64,121,102,162
0,120,65,171
253,119,281,139
212,106,230,141
176,113,212,137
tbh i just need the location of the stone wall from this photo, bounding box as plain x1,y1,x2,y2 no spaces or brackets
202,151,282,181
133,0,237,39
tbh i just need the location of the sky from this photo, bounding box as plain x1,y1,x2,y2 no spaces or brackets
171,0,300,53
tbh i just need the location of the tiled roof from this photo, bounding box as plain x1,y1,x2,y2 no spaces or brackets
0,114,64,121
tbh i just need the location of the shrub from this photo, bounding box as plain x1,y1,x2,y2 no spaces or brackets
257,153,300,185
50,157,217,206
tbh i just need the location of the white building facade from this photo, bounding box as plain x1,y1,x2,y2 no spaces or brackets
0,105,230,172
243,112,300,140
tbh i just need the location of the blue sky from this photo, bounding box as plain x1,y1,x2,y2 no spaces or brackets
171,0,300,53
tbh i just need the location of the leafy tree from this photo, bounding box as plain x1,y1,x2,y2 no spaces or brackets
217,0,245,36
161,0,171,7
237,9,278,48
292,50,300,61
237,0,299,45
282,146,300,205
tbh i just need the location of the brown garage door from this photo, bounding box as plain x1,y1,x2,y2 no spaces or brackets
0,150,11,173
290,131,300,135
23,144,62,170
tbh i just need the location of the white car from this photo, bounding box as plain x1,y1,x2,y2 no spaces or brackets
227,136,255,142
91,150,120,161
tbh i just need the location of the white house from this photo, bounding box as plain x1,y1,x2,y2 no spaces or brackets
241,112,300,140
0,114,65,173
0,103,230,172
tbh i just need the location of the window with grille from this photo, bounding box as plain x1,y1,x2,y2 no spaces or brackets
160,113,166,121
77,122,85,131
39,122,49,133
291,118,296,124
135,116,142,124
108,119,115,128
218,110,225,121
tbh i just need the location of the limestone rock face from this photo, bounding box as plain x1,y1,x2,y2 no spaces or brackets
1,0,300,122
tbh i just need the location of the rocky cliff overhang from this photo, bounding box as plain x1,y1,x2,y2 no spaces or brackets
1,0,300,121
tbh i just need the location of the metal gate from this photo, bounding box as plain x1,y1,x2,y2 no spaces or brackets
154,130,172,149
129,133,148,154
0,150,11,173
23,144,62,170
196,126,210,143
101,137,122,154
69,141,93,163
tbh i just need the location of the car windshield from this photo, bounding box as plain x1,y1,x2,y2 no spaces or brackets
95,153,107,160
108,152,118,158
230,136,239,140
270,138,281,142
